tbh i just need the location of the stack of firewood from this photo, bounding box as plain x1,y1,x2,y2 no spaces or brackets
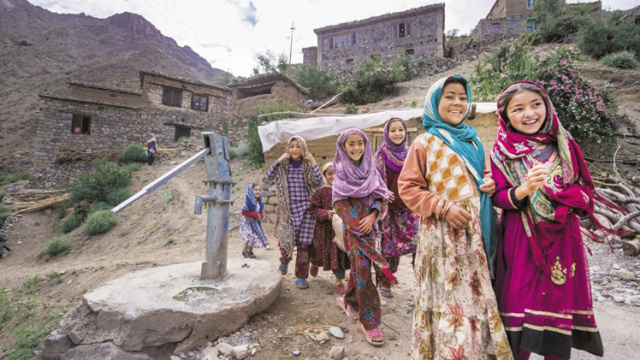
4,190,70,215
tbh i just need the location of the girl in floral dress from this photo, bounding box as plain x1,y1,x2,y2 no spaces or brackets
266,136,324,289
491,81,604,360
332,128,397,346
398,75,513,360
309,162,350,294
240,183,268,258
374,118,419,298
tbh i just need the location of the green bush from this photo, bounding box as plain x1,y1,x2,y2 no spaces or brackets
83,210,118,236
176,136,188,145
229,143,250,160
339,57,407,105
578,12,640,59
601,51,638,69
44,237,71,257
122,162,142,174
0,171,30,186
344,104,358,114
105,187,130,206
530,0,588,44
0,205,11,226
295,65,340,100
118,144,147,163
89,201,112,214
247,103,298,165
70,161,132,205
60,213,85,233
0,191,6,202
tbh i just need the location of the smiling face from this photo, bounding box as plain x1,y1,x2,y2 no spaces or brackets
506,90,547,135
288,140,303,161
344,134,366,162
253,185,262,199
324,166,335,185
437,83,468,126
387,120,406,145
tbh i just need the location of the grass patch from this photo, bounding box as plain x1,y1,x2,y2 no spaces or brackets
176,136,188,145
83,210,118,236
344,103,358,114
0,191,6,202
43,237,71,258
60,213,85,233
118,144,147,163
601,51,638,69
47,271,63,284
122,162,142,174
166,239,176,246
0,171,30,186
0,204,12,226
89,201,111,214
162,188,173,207
22,276,41,295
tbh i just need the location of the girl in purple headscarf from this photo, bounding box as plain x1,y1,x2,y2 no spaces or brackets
332,128,397,347
373,118,419,298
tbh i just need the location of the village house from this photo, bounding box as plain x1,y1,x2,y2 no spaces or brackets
227,72,309,116
302,3,445,72
34,71,236,167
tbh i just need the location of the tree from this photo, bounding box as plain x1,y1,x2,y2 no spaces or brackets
252,50,289,75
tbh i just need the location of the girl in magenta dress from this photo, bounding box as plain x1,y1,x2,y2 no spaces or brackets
491,81,604,360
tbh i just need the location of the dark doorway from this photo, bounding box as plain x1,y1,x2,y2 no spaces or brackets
174,125,191,141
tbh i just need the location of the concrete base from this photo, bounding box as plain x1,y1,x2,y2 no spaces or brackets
46,259,281,358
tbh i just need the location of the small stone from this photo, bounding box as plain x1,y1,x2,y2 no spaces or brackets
613,269,637,281
614,295,625,303
329,346,345,360
170,356,181,360
292,349,301,356
40,332,73,360
200,347,219,360
124,312,133,322
179,353,186,359
633,300,640,307
231,345,250,360
316,332,330,342
329,326,344,339
613,264,621,270
216,342,233,356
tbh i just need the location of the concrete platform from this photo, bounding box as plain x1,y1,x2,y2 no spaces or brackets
44,259,281,358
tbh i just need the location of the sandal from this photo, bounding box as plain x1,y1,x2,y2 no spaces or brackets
360,323,384,346
335,281,347,295
310,264,319,278
335,296,358,321
295,278,309,289
247,251,256,259
278,262,288,275
378,285,393,298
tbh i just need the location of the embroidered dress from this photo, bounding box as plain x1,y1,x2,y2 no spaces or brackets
399,133,513,360
309,186,350,272
491,81,603,359
240,184,268,248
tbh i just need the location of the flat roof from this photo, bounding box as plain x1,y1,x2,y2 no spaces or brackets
139,71,232,93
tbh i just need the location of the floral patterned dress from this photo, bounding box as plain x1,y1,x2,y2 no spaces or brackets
398,133,513,360
308,186,350,271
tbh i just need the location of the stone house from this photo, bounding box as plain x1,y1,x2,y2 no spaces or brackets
227,73,309,116
34,71,236,167
302,3,445,73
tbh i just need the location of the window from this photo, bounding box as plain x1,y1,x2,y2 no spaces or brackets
526,0,534,9
191,94,208,111
393,22,411,38
346,58,354,65
71,114,91,135
492,23,501,31
162,86,182,107
526,22,536,32
405,48,415,55
174,125,191,141
351,32,356,45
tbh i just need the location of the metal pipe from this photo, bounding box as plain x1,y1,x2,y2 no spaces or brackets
111,148,210,214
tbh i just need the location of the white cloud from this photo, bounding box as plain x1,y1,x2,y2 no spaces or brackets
28,0,640,77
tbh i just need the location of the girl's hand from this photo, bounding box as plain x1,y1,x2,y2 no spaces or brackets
358,212,377,234
278,152,290,163
304,152,316,164
445,204,472,229
479,177,496,196
516,164,549,199
326,210,335,219
388,192,395,202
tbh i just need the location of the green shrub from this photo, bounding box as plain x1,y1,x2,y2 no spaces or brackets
48,271,63,284
70,161,132,205
0,191,6,202
601,51,638,69
247,103,298,165
105,187,130,206
0,205,11,226
118,144,147,163
44,237,71,257
344,104,358,114
339,57,407,105
83,210,118,236
122,162,142,174
60,213,85,233
296,66,340,100
176,136,188,145
89,201,112,214
530,0,589,44
0,171,30,186
578,12,640,59
22,275,41,294
229,143,250,160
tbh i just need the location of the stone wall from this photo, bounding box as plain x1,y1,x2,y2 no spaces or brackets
471,17,532,41
302,47,318,68
70,85,144,107
33,95,243,167
230,81,307,117
312,5,444,73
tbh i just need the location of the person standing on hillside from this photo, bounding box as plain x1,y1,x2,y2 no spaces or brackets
240,183,268,259
266,136,324,289
147,134,157,166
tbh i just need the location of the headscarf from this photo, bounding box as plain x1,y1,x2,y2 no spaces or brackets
423,75,497,261
243,183,263,214
332,128,390,206
491,80,597,274
147,134,157,144
376,118,408,174
321,162,333,187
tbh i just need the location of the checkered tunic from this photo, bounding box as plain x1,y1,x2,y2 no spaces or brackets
287,164,322,244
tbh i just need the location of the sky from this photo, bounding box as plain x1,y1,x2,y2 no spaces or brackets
29,0,640,77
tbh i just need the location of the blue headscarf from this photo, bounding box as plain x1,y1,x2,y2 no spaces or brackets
422,75,497,266
244,183,264,214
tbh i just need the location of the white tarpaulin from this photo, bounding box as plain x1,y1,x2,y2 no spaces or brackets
257,103,497,153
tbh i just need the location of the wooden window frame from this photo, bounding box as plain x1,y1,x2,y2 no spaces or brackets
346,58,354,65
71,114,91,135
191,94,209,112
405,48,415,55
162,86,183,107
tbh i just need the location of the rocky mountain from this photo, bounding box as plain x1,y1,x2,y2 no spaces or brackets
0,0,230,172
